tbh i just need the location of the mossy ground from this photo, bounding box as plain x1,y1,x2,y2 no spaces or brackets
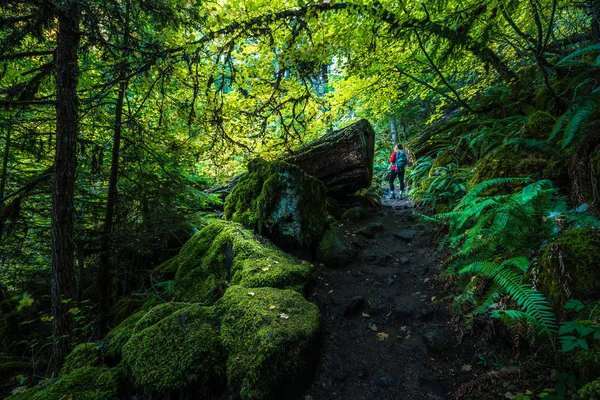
122,303,224,393
7,366,120,400
173,220,312,303
219,285,320,400
62,342,103,374
224,158,328,250
537,227,600,310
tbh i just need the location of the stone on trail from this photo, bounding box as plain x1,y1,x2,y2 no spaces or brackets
316,226,358,268
394,229,417,242
356,222,384,238
224,158,328,251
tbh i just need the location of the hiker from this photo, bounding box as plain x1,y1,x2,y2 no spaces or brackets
388,144,407,199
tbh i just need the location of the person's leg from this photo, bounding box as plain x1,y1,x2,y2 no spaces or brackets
398,168,405,198
388,171,397,198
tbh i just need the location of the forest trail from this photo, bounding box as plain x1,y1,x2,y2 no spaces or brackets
304,198,490,400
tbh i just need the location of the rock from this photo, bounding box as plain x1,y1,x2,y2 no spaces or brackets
423,325,452,354
400,256,410,265
220,286,320,400
376,254,394,266
394,229,417,242
122,304,224,393
420,306,436,321
341,207,367,222
384,276,395,286
372,370,395,388
316,227,358,269
393,304,414,321
365,254,378,263
61,342,103,375
369,302,386,316
224,158,328,251
419,375,444,398
172,221,312,302
344,296,366,317
356,223,384,238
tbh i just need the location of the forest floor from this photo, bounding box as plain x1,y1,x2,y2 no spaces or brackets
303,197,533,400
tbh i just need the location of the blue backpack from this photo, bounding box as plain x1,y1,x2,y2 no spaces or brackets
394,150,407,169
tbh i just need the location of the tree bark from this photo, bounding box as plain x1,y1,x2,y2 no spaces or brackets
284,119,375,197
51,0,81,369
97,75,127,332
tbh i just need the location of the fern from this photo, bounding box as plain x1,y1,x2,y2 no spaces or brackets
556,43,600,66
460,260,557,333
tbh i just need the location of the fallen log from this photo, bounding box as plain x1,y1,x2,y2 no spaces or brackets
284,119,375,197
205,119,376,198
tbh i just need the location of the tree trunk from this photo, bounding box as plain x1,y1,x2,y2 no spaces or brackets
0,122,10,200
390,115,397,143
51,0,81,369
284,119,375,197
97,75,127,332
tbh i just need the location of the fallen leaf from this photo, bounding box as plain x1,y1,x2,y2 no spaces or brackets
247,292,255,297
423,278,430,283
400,326,408,331
280,313,289,319
328,289,334,294
431,296,437,302
461,364,472,372
377,332,390,341
262,267,270,272
361,312,371,318
269,305,276,310
368,323,377,331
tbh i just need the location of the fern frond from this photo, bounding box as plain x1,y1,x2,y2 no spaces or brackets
459,261,557,333
557,43,600,66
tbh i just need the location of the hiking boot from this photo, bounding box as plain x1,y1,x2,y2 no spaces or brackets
387,193,396,200
398,191,404,200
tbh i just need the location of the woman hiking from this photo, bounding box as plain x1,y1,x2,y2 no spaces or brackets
388,144,407,200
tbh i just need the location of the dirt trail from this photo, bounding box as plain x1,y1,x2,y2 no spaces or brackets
304,198,491,400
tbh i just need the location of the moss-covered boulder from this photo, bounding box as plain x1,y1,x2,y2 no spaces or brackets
172,220,312,303
122,303,224,394
316,226,357,268
224,158,328,251
341,207,366,222
469,145,548,190
7,366,120,400
523,110,556,140
62,342,103,375
219,285,320,400
573,378,600,400
537,228,600,310
104,308,148,360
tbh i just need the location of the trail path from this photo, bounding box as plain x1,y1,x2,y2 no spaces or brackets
304,198,495,400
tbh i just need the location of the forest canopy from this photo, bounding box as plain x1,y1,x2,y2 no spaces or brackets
2,0,600,398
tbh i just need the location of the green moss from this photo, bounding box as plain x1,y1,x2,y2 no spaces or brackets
432,149,455,170
574,378,600,399
104,308,147,360
132,302,190,334
6,366,120,400
316,226,354,268
524,110,556,139
224,159,328,250
219,285,320,400
537,228,600,310
122,304,224,393
173,220,312,303
151,256,180,280
469,146,547,190
341,207,365,222
62,343,103,375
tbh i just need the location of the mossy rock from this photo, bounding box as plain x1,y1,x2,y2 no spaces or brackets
224,158,328,251
537,228,600,310
132,302,190,334
469,146,548,190
62,342,103,375
316,226,357,268
172,220,312,303
341,207,366,222
219,285,320,400
6,366,120,400
0,361,31,375
574,378,600,400
431,149,456,170
151,256,180,280
524,111,556,140
122,303,224,394
104,308,148,360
